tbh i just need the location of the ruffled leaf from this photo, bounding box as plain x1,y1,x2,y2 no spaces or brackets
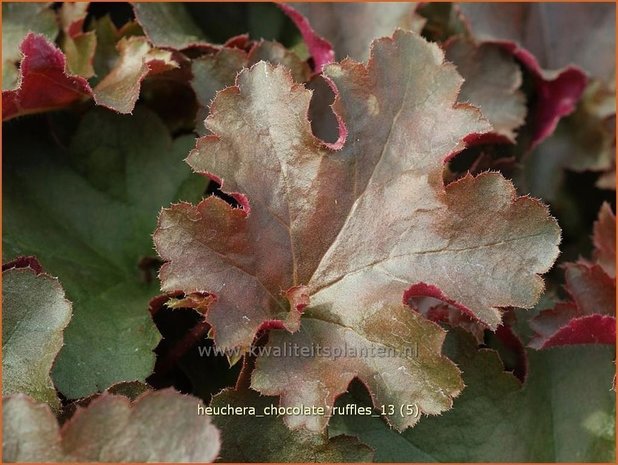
458,3,615,83
458,3,589,147
155,30,560,432
3,390,220,462
191,40,310,131
277,4,335,70
93,36,178,114
530,203,616,350
530,263,615,349
2,33,93,121
2,258,72,412
445,37,526,143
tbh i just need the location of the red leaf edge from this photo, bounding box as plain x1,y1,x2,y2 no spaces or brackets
278,3,335,72
2,33,93,121
2,256,45,275
404,282,488,327
492,41,587,148
530,314,616,349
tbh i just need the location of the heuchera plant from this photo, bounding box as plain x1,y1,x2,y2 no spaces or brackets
2,2,616,463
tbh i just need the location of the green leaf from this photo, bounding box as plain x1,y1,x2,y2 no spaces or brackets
2,263,72,412
3,389,221,462
132,3,209,50
211,388,374,462
3,107,205,399
330,330,615,462
2,2,58,90
91,15,121,86
133,3,301,50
